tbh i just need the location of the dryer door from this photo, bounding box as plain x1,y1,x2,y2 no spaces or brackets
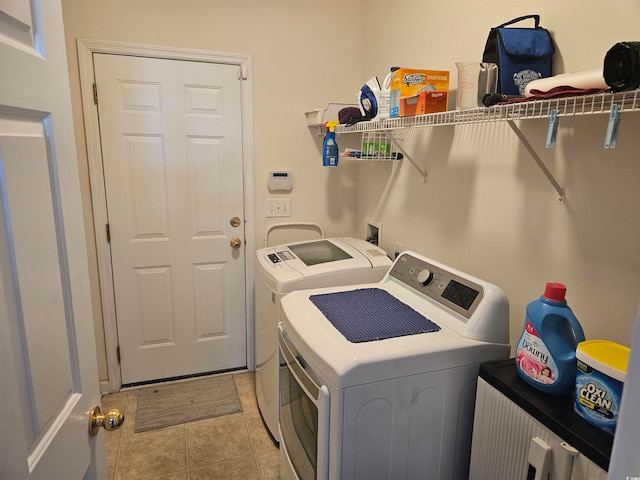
279,326,330,480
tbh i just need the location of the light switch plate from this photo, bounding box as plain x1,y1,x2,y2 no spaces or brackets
265,198,290,217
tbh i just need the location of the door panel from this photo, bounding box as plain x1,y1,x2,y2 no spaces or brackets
0,0,104,478
124,135,168,239
94,54,247,384
2,118,75,431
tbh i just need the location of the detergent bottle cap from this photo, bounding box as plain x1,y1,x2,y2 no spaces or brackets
543,282,567,302
325,120,339,132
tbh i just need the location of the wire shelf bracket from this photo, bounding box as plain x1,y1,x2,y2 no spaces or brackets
389,136,427,183
507,120,565,204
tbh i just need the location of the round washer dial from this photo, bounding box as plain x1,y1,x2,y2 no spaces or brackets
417,269,434,286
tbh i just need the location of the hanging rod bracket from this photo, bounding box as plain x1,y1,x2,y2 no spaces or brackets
546,109,559,148
604,103,621,149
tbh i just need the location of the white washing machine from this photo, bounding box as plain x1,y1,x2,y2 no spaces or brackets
278,251,511,480
255,237,391,442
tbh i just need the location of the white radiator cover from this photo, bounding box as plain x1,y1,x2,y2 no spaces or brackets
469,378,607,480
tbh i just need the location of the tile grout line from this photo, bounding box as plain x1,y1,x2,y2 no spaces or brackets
113,429,122,480
184,421,190,478
242,404,262,478
236,372,266,480
111,391,126,480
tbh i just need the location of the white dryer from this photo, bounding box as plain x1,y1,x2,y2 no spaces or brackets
278,251,511,480
254,237,391,442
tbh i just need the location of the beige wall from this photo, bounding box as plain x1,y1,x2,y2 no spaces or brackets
62,0,640,382
61,0,367,382
358,1,640,349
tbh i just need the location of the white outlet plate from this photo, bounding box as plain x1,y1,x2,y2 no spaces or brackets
265,198,291,217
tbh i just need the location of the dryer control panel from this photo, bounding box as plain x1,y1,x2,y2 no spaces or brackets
388,253,484,319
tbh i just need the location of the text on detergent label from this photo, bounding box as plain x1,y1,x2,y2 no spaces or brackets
520,337,549,364
579,383,613,410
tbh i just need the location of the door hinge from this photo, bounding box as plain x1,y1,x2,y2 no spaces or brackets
106,223,110,242
116,345,121,363
239,65,248,80
93,83,98,105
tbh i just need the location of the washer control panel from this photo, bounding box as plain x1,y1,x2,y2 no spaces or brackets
388,253,484,319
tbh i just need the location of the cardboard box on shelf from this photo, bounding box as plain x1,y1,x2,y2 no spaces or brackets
390,68,449,117
402,90,449,116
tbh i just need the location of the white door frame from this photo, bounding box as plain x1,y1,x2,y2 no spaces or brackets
77,39,255,393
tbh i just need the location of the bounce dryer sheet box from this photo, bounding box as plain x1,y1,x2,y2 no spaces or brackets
390,68,450,117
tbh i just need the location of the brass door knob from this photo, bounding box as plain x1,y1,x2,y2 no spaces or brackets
230,237,242,249
88,406,125,436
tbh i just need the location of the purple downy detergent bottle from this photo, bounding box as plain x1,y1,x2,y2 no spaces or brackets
515,282,585,395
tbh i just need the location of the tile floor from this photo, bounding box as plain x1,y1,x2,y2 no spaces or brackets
101,371,280,480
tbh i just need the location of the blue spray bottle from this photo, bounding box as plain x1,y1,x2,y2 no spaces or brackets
515,282,585,395
323,121,339,167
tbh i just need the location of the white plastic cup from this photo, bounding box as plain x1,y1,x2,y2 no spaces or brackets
456,62,498,109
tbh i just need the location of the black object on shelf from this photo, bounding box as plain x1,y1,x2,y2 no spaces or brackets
478,358,613,471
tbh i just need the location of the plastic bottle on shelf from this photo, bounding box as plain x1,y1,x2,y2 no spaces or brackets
515,282,586,395
377,67,399,121
322,121,339,167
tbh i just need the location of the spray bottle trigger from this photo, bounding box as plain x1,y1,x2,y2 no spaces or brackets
324,120,339,132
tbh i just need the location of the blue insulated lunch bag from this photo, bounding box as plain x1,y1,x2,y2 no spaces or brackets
483,15,555,96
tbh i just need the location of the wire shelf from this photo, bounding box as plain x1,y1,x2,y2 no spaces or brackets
335,90,640,133
332,89,640,202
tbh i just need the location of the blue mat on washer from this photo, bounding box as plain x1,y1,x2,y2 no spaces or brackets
309,288,440,343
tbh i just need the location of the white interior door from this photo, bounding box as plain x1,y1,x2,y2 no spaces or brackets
0,1,105,478
94,54,247,385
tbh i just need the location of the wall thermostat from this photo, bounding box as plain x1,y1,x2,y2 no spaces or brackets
268,171,293,192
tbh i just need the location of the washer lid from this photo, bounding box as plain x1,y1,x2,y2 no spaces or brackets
279,251,510,389
256,237,389,285
281,283,509,389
